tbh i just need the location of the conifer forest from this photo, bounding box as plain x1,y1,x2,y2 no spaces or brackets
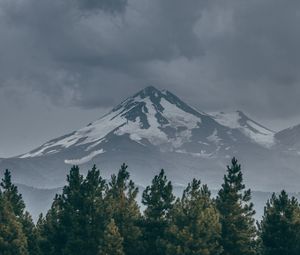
1,158,299,255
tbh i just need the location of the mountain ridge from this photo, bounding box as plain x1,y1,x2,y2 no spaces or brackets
1,86,300,192
19,86,275,160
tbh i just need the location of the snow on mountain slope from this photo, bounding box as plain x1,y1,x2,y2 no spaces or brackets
20,86,278,164
20,86,205,159
275,124,300,154
210,111,275,148
64,149,105,165
3,86,300,192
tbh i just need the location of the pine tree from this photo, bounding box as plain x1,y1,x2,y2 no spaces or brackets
81,165,106,255
36,213,50,255
259,190,300,255
142,169,175,255
165,179,222,255
0,192,28,255
1,169,39,255
1,169,25,217
37,199,63,255
216,157,257,255
57,165,86,255
38,166,85,255
104,163,142,255
38,165,107,255
22,211,40,255
99,219,124,255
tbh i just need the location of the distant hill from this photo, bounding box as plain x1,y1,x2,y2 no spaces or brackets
17,182,300,222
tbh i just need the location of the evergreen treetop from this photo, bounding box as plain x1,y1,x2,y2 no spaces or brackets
259,190,300,255
216,157,257,255
165,178,222,255
141,169,175,255
1,169,25,217
104,163,141,255
142,169,175,221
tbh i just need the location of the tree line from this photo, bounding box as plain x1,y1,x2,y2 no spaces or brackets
1,157,300,255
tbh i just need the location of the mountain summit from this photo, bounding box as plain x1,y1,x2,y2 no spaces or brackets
1,86,300,191
21,86,210,160
19,86,274,162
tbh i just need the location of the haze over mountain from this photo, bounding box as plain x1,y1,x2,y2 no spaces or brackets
1,86,300,195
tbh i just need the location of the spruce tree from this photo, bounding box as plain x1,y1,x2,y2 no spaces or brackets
38,165,107,255
22,211,40,255
99,219,124,255
81,165,106,255
1,169,25,217
57,165,87,255
216,157,257,255
142,169,175,255
259,190,300,255
36,213,50,255
165,179,222,255
38,165,85,255
37,199,63,255
1,169,39,255
0,192,28,255
104,163,141,255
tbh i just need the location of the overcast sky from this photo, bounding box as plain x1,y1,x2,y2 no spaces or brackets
1,0,300,157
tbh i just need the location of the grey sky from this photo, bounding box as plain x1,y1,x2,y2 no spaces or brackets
1,0,300,157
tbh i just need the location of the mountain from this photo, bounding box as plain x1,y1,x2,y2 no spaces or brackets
210,111,275,148
17,184,61,222
275,124,300,154
1,86,300,192
19,87,274,161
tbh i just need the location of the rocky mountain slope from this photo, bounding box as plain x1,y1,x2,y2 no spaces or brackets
1,86,300,192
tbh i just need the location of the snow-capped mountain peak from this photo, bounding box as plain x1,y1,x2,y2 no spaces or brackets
210,110,275,148
20,87,276,165
6,86,300,191
275,124,300,153
20,86,205,159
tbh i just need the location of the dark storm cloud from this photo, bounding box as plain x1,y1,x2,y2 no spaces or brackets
1,0,300,119
76,0,127,13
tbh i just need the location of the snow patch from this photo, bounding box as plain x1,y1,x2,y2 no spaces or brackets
20,107,128,158
85,139,105,151
175,149,213,158
64,149,105,165
211,112,241,129
115,98,169,145
243,120,275,148
160,98,201,128
207,129,221,144
210,111,275,148
116,98,202,149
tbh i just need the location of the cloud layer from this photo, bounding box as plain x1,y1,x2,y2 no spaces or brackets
1,0,300,119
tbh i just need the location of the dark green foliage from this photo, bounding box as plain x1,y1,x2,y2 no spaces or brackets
1,169,39,255
104,163,142,255
39,165,107,255
216,158,257,255
142,169,175,255
99,219,124,255
1,169,25,217
81,165,107,254
56,165,85,255
259,190,300,255
0,193,28,255
3,158,300,255
21,211,40,255
37,200,63,255
165,179,223,255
